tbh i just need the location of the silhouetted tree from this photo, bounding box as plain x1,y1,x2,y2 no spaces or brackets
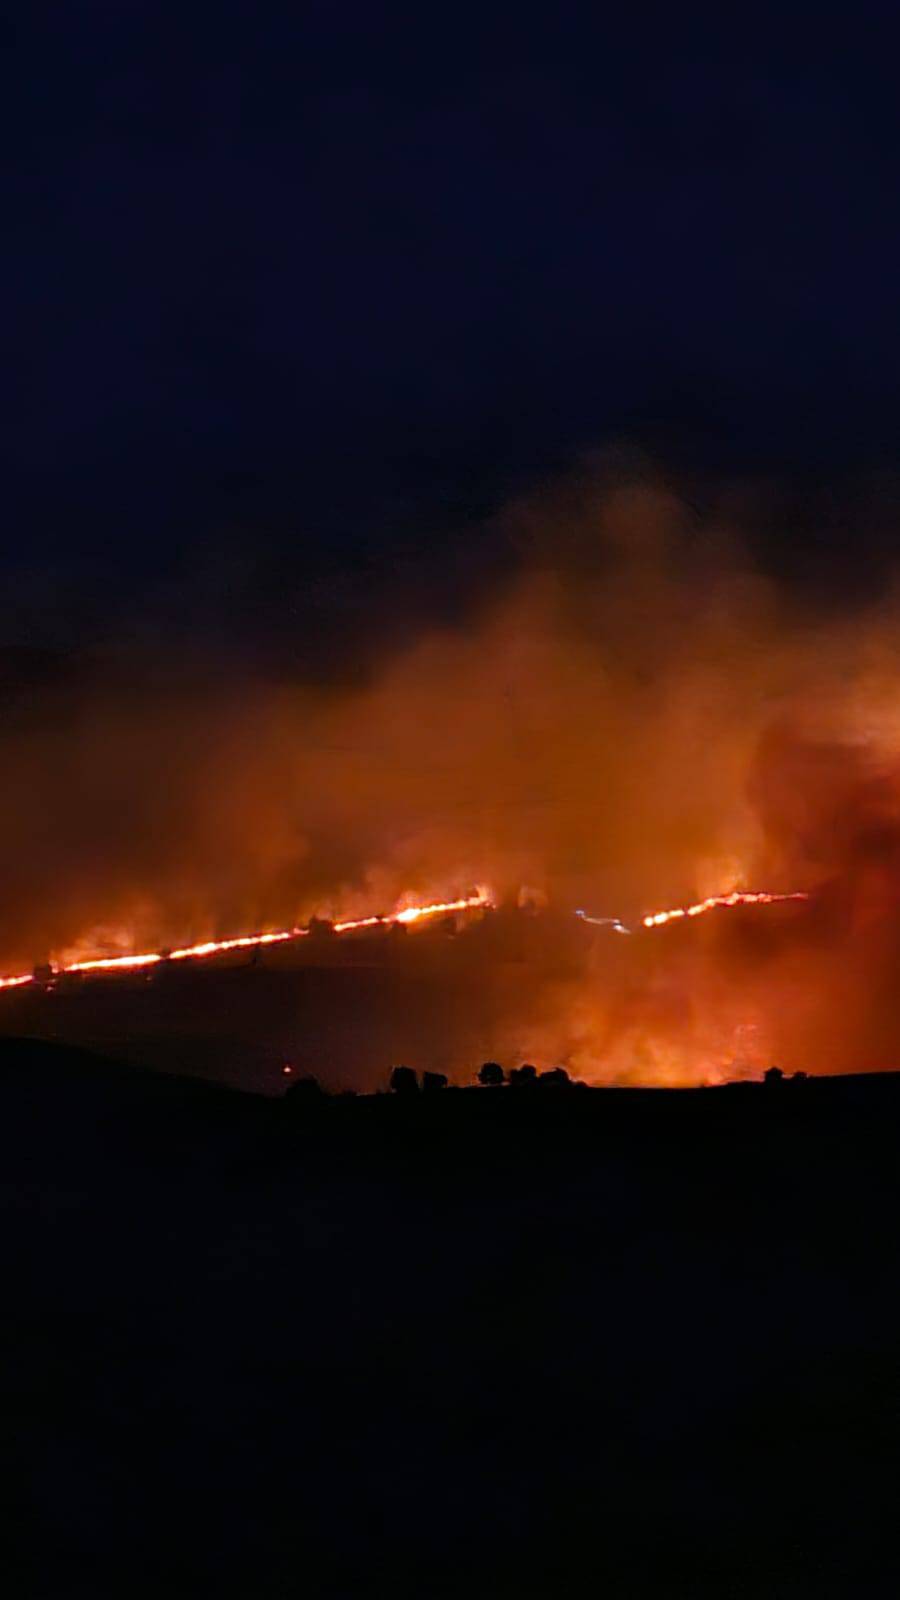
764,1065,784,1087
32,963,54,986
537,1067,572,1089
390,1065,419,1095
792,1070,808,1083
478,1061,505,1087
422,1071,448,1093
509,1064,537,1088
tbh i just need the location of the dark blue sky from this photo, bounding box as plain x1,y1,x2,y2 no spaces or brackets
5,3,900,664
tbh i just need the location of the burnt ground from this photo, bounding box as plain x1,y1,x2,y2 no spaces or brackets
2,1041,900,1597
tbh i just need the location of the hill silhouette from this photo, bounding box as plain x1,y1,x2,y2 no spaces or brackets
3,1039,900,1596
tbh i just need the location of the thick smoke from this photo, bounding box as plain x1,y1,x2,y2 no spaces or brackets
6,465,900,1081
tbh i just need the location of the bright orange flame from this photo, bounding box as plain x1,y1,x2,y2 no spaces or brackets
334,896,491,933
641,889,808,929
0,892,492,992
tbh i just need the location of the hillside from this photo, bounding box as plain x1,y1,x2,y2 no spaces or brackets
3,1042,899,1595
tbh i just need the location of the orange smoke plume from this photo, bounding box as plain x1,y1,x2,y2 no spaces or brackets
4,464,900,1086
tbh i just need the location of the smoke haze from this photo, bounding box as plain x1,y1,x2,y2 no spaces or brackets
7,464,900,1082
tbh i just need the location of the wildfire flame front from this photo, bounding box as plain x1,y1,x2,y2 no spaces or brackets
641,890,809,929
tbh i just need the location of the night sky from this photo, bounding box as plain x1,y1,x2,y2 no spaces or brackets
6,4,900,670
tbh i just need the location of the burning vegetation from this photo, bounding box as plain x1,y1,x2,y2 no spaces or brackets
0,893,492,987
6,468,900,1085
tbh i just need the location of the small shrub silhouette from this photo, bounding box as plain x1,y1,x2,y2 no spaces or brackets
536,1067,572,1090
478,1062,505,1087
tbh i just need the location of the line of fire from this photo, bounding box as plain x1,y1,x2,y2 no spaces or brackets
0,886,815,1093
0,885,810,991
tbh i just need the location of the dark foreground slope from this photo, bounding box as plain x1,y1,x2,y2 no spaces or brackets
2,1043,900,1598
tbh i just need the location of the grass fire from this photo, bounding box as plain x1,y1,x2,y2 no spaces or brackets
4,474,900,1087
